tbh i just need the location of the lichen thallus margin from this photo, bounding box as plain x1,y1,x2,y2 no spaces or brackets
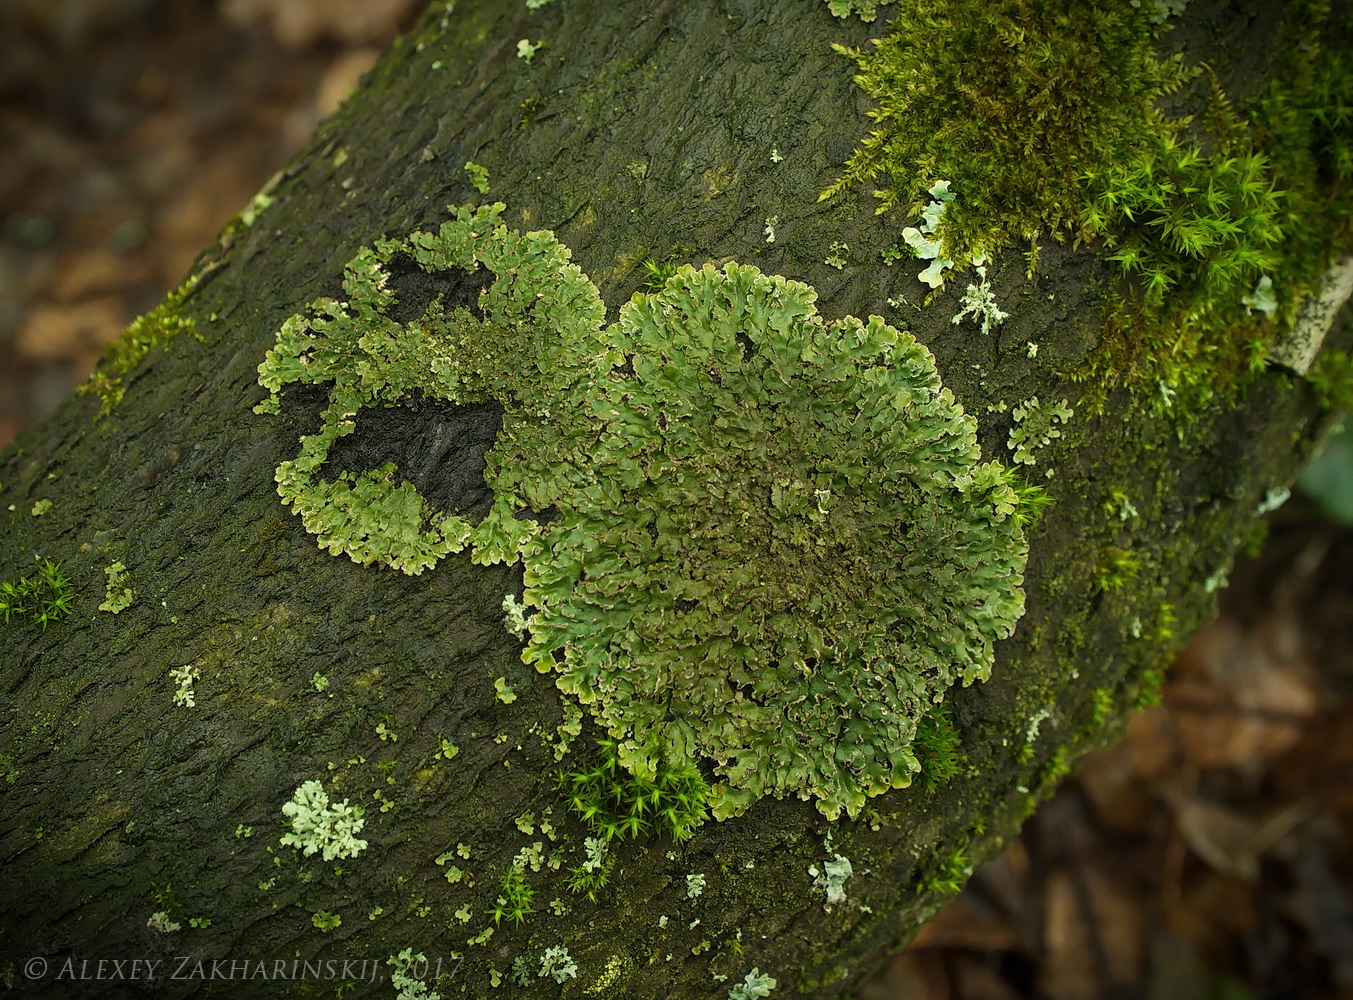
254,202,1034,822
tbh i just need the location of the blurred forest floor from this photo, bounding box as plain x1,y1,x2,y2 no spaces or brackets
2,3,1351,998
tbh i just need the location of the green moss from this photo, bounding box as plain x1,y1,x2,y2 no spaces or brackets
1088,686,1114,729
823,0,1187,260
79,275,201,416
1134,661,1167,709
640,256,682,290
1095,546,1141,592
913,706,964,791
564,836,613,902
1309,348,1353,411
256,205,1032,822
560,739,709,843
827,0,1353,407
488,865,534,925
1036,746,1071,786
916,847,970,895
1,560,74,628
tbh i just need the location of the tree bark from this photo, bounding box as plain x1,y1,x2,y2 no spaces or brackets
1,1,1348,998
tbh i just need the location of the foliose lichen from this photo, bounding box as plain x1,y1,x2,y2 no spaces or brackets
279,779,368,861
387,950,441,1000
169,664,198,708
729,969,778,1000
537,946,577,984
951,258,1008,334
1007,397,1073,466
811,853,853,910
256,206,1030,821
516,262,1028,819
824,0,892,20
900,179,958,288
146,911,181,934
98,561,134,614
253,202,608,575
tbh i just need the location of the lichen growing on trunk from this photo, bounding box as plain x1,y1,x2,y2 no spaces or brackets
255,206,1032,822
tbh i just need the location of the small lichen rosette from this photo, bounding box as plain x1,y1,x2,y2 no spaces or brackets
506,262,1028,820
253,203,608,573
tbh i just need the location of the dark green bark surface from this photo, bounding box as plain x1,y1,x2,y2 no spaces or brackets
0,1,1345,998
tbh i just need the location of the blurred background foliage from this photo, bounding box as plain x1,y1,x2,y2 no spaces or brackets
1300,418,1353,527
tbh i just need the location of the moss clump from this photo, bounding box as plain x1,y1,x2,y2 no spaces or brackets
257,210,1031,821
917,847,971,895
827,0,1353,406
0,560,74,628
823,0,1188,261
489,865,535,925
79,276,200,416
913,706,964,791
559,739,709,843
1082,23,1353,402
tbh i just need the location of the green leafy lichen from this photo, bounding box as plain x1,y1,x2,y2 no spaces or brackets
537,946,577,985
951,257,1008,334
463,161,490,194
311,910,341,932
169,664,198,708
901,179,959,287
824,0,892,21
729,969,778,1000
98,561,134,614
511,262,1028,820
1007,397,1073,466
255,207,1030,821
812,853,853,909
387,950,441,1000
253,202,608,575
